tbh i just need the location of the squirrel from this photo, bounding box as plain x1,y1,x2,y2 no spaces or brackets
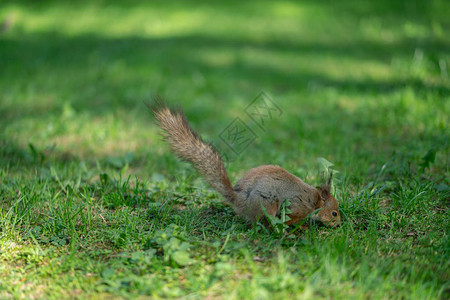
149,99,341,227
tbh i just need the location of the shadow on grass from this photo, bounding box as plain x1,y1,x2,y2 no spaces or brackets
0,0,448,173
1,33,448,123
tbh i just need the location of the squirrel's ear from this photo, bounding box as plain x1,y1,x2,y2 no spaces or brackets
318,172,333,201
317,186,330,201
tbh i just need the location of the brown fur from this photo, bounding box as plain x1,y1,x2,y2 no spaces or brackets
150,100,341,227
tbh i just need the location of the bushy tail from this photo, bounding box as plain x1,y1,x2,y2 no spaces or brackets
149,99,236,204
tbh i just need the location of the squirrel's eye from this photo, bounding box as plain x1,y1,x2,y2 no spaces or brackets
332,211,338,217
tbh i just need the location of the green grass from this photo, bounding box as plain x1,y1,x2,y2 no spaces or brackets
0,0,449,298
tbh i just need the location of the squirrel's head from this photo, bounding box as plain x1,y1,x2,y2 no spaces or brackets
312,174,341,227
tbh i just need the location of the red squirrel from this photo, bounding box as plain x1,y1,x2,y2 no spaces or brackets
150,100,341,227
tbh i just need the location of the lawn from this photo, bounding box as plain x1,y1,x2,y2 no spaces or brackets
0,0,449,299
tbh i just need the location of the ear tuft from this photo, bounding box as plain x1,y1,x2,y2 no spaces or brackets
327,172,333,187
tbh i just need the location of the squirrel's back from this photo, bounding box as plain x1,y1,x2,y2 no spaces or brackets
233,165,320,223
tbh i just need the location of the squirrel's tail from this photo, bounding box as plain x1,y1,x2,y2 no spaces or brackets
149,98,236,204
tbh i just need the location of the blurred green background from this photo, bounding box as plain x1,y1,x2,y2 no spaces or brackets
1,0,448,180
